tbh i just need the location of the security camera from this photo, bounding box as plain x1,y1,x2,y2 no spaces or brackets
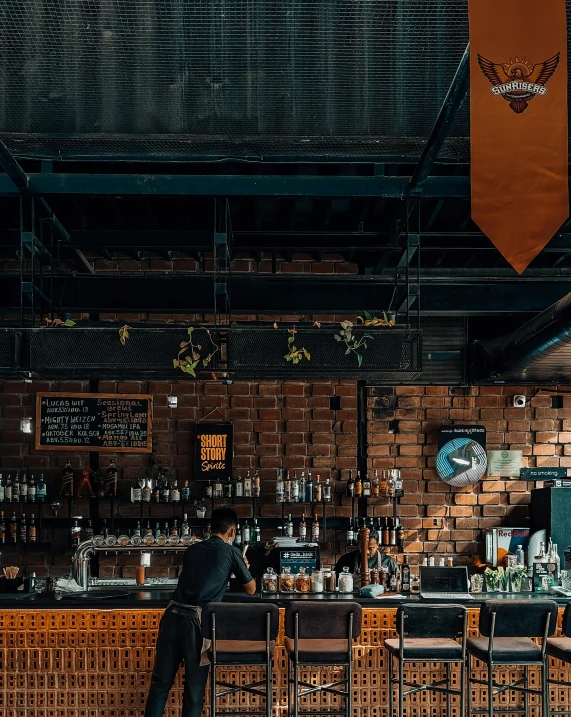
513,395,526,408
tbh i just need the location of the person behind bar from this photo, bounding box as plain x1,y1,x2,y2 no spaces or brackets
334,531,397,583
145,507,256,717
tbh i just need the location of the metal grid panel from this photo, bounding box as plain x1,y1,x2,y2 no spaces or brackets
0,0,469,161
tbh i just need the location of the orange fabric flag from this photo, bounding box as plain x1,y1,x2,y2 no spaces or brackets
469,0,568,274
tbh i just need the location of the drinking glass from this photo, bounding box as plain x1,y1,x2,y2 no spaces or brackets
470,574,484,593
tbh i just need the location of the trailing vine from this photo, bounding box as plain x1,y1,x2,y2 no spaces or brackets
43,317,76,327
173,327,219,377
283,326,311,364
333,311,395,366
118,325,131,345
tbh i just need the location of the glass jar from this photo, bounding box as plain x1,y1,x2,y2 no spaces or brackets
279,567,296,593
325,569,337,593
263,567,278,593
311,569,324,593
338,566,354,593
410,573,420,594
296,567,311,593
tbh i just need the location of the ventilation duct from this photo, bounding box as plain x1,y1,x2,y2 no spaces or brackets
473,293,571,384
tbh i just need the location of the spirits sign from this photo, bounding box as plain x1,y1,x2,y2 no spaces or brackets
194,423,233,482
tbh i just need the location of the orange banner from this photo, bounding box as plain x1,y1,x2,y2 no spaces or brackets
469,0,568,274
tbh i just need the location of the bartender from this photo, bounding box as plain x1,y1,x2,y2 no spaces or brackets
145,507,256,717
334,531,397,581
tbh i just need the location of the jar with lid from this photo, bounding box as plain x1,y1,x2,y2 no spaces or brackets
263,567,278,593
295,567,311,593
279,566,296,593
410,573,420,594
338,566,354,593
310,569,324,593
326,569,337,593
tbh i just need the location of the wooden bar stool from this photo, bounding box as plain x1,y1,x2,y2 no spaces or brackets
284,601,362,717
202,602,279,717
547,602,571,716
384,603,467,717
467,599,558,717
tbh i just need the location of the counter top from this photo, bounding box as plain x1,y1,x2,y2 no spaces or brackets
0,589,570,609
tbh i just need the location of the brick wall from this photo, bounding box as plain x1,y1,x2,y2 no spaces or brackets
0,379,569,578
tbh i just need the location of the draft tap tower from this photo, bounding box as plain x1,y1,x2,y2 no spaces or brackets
358,525,371,587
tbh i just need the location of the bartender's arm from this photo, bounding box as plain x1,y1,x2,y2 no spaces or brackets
232,550,257,595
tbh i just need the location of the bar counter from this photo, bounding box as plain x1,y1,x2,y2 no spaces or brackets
2,591,571,717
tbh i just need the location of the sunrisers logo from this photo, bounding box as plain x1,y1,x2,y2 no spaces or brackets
477,53,560,113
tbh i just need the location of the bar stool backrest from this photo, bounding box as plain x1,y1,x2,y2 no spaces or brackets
396,604,466,639
284,601,362,641
201,603,280,642
479,600,558,638
562,603,571,636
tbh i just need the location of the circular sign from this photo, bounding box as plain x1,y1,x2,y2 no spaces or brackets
436,437,487,487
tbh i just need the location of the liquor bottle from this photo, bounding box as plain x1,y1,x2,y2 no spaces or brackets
0,511,5,543
182,514,190,537
12,474,20,503
346,470,355,498
27,475,36,503
346,518,355,546
379,470,388,496
133,476,144,503
224,477,233,499
299,513,307,541
298,472,306,503
382,518,390,547
354,471,363,497
234,523,242,547
163,521,170,539
311,513,320,543
314,475,322,503
284,470,292,503
169,520,180,544
152,479,160,503
253,518,261,546
390,568,399,593
181,480,191,502
70,519,81,548
292,471,300,503
61,459,74,496
252,470,261,498
306,472,314,503
19,474,28,503
401,555,410,592
9,512,17,543
362,473,371,498
85,519,94,541
234,474,244,498
203,523,212,541
394,470,403,495
372,471,380,498
551,542,561,574
214,477,224,499
244,471,252,498
285,513,294,538
323,477,332,503
276,468,285,503
37,474,47,503
28,515,37,543
205,480,213,499
171,480,181,503
5,475,12,502
0,475,4,502
242,521,251,545
396,518,405,544
389,518,397,546
154,521,161,539
159,474,170,503
142,477,152,503
19,514,27,543
387,471,396,498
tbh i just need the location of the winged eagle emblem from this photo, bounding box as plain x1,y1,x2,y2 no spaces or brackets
477,53,560,113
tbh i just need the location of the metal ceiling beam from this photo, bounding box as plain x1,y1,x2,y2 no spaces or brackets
0,174,471,198
1,274,569,316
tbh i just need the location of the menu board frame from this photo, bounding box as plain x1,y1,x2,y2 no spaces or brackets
35,392,153,453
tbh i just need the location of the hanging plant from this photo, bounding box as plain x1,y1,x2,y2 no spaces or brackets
356,310,396,327
43,317,76,327
118,325,131,345
334,321,372,367
173,327,219,377
283,326,310,364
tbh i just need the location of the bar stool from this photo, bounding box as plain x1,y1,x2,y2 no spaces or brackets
547,602,571,716
384,603,467,717
467,599,558,717
284,601,362,717
202,602,280,717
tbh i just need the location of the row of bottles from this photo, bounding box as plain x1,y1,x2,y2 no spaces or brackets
276,470,332,504
0,473,47,503
206,470,261,499
0,511,38,543
282,512,321,542
346,517,405,547
133,470,191,503
345,469,403,499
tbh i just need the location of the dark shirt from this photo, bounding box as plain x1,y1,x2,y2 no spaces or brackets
173,536,253,606
334,550,398,578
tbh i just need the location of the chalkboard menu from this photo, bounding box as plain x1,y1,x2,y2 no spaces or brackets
36,393,153,453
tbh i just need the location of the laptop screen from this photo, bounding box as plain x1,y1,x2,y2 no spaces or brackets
420,566,469,592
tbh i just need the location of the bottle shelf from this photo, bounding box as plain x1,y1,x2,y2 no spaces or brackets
0,542,51,552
